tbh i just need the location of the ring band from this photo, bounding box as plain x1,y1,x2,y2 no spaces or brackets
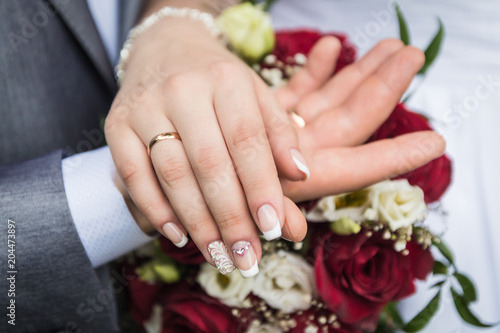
288,109,306,128
147,132,181,157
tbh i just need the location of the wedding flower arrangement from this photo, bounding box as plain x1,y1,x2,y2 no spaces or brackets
118,2,494,332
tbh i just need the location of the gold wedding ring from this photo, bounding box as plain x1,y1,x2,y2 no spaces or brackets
288,109,306,128
147,132,182,157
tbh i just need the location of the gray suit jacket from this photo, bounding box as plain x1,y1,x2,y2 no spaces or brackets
0,1,142,331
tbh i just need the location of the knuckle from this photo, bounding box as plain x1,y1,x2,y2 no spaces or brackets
246,177,272,195
162,72,195,96
194,146,226,176
211,60,245,80
379,38,404,51
140,199,170,227
184,214,209,233
119,161,142,186
104,105,127,135
215,207,247,231
155,154,191,188
231,121,261,151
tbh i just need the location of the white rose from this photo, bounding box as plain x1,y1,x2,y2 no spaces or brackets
253,251,316,313
370,179,426,230
306,191,369,223
247,324,282,333
196,262,254,307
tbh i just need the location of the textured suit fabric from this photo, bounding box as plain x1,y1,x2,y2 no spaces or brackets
0,0,141,331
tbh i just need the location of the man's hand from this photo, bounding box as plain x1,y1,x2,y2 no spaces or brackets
271,38,445,240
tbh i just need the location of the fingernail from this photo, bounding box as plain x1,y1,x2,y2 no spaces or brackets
208,241,236,275
282,223,293,242
231,241,259,278
162,223,188,248
288,109,306,128
290,148,310,180
257,204,281,240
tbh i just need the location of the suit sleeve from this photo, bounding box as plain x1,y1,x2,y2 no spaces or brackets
0,151,118,332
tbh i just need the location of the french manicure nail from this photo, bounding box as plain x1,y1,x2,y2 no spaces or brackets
208,241,235,275
231,241,259,278
161,223,188,248
290,148,310,180
257,204,281,240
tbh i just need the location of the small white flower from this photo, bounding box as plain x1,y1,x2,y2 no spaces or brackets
370,179,426,231
253,251,316,313
294,53,307,65
247,324,283,333
394,239,407,252
261,68,284,88
305,325,319,333
197,263,254,307
144,304,162,333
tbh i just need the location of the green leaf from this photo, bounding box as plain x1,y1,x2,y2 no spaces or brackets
433,260,448,275
431,279,447,289
403,291,441,332
451,287,494,328
386,302,404,328
419,18,445,74
453,272,477,304
432,237,454,264
263,0,278,11
394,3,411,45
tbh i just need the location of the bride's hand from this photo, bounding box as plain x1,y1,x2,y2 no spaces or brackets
274,38,445,241
105,16,307,275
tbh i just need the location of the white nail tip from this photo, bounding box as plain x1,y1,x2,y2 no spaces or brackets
263,223,282,241
292,155,310,180
174,234,188,248
239,261,259,278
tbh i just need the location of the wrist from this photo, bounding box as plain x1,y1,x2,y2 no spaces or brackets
116,6,226,83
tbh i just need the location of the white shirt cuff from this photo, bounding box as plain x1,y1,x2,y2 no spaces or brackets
62,146,153,267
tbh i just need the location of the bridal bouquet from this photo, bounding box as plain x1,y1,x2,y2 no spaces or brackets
118,2,492,333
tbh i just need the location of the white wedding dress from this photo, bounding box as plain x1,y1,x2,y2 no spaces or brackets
271,0,500,332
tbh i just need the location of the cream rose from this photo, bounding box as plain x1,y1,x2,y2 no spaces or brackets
217,3,275,63
196,262,254,307
370,179,426,230
253,251,316,313
306,189,370,223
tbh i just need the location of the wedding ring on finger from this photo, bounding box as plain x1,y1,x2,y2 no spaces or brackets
287,109,306,128
147,132,182,157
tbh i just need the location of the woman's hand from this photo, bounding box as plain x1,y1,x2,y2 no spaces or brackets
105,16,308,276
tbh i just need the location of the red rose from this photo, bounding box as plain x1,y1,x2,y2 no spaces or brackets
274,30,357,73
161,283,247,333
315,230,434,331
369,103,452,203
159,236,205,265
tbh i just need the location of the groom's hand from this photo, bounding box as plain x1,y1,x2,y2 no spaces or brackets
275,37,445,204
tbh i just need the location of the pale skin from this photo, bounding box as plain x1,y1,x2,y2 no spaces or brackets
106,0,445,273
